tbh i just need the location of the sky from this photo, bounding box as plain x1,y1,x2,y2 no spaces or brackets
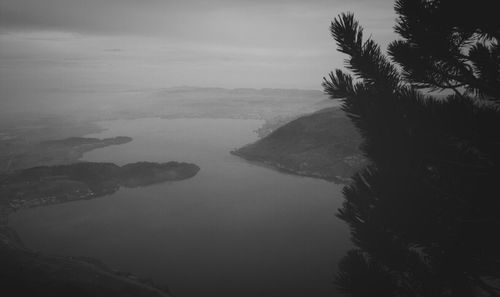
0,0,397,112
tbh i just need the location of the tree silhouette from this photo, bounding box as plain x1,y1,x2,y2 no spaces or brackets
323,1,500,296
388,0,500,99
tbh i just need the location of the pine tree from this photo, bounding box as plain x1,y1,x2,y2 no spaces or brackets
322,1,500,296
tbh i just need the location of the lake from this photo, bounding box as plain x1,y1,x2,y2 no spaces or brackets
9,117,351,297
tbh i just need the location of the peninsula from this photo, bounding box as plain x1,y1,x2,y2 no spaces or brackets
232,107,367,183
1,161,200,210
0,160,200,296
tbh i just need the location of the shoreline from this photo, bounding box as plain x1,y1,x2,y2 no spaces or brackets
230,150,352,184
0,161,200,296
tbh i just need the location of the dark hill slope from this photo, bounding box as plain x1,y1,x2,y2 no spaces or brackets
232,107,367,183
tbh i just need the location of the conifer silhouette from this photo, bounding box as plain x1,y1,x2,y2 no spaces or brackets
323,1,500,296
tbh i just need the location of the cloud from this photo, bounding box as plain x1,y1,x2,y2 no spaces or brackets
0,0,394,36
1,0,169,34
0,0,397,92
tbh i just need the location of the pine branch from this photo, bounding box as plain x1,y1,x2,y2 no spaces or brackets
330,13,401,93
322,69,355,99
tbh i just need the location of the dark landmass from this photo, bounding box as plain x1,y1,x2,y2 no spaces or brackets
0,161,200,297
254,113,306,138
0,161,200,210
120,161,201,187
0,237,172,297
232,107,368,183
0,136,132,173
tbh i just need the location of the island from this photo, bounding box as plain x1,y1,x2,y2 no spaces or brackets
232,107,368,183
0,160,200,296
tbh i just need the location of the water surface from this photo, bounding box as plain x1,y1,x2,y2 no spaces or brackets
10,118,350,297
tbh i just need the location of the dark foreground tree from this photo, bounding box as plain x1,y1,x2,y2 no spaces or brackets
323,1,500,296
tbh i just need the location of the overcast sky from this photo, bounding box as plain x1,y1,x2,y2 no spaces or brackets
0,0,397,111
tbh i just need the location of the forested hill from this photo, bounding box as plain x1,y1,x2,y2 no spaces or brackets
232,107,367,183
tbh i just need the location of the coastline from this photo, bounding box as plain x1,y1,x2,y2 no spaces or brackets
230,150,353,184
0,161,200,296
230,107,368,185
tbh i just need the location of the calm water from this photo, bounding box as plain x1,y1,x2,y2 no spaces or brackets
10,118,350,297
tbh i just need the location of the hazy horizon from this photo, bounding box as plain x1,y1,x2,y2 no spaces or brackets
0,2,392,295
1,0,397,114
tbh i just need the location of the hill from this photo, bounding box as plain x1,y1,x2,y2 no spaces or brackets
232,107,367,183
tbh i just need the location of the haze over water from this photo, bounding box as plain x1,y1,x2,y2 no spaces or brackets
0,0,396,116
10,117,351,297
1,1,398,295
